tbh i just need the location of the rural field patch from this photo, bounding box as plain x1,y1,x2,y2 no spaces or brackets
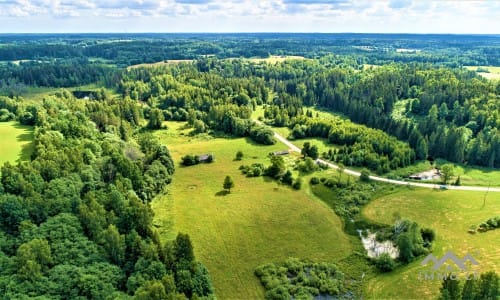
362,188,500,299
152,122,352,299
0,121,33,167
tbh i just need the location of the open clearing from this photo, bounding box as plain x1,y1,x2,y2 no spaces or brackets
247,55,306,64
127,59,195,69
362,188,500,299
465,66,500,80
152,121,352,299
385,159,500,187
0,121,33,167
265,106,500,187
129,55,306,69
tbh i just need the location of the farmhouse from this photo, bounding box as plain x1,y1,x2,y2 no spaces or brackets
72,90,98,99
408,169,440,180
198,153,214,163
272,150,289,156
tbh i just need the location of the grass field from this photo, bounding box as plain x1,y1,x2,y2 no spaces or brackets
385,159,500,187
0,121,33,167
464,66,500,80
152,121,352,299
247,55,306,64
129,55,306,70
362,188,500,299
127,59,195,69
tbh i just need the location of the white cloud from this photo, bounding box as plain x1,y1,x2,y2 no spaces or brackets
0,0,499,33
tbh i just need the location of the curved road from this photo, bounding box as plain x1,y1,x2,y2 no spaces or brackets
271,129,500,192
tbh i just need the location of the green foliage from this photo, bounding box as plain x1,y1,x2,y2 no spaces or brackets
265,155,286,179
392,219,431,264
301,142,319,160
360,169,370,182
420,227,436,244
239,163,265,177
223,175,235,192
477,216,500,233
281,170,294,186
439,271,499,300
181,154,200,166
0,90,212,299
235,150,244,161
148,108,165,130
297,157,318,173
439,276,461,300
440,164,455,184
255,258,348,300
249,125,276,145
309,177,320,185
292,178,302,190
374,253,396,272
0,194,28,234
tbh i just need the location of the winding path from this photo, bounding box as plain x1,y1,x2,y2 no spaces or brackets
270,127,500,192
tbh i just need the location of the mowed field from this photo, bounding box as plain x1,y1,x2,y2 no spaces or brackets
0,121,33,167
129,55,306,69
362,188,500,299
385,159,500,187
152,121,352,299
464,66,500,80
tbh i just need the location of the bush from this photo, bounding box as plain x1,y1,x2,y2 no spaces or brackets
181,154,200,166
255,259,346,299
421,227,436,243
375,253,396,272
292,178,302,190
282,170,294,185
476,216,500,233
297,157,318,173
0,108,15,122
235,151,244,161
360,169,370,182
324,178,336,188
249,125,276,145
310,177,320,185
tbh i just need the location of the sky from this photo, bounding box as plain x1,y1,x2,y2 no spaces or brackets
0,0,499,34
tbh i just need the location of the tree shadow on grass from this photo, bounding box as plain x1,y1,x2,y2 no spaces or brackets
12,123,34,162
215,190,230,197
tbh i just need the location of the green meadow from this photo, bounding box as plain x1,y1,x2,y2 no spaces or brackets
0,121,33,167
385,159,500,187
362,188,500,299
152,122,352,299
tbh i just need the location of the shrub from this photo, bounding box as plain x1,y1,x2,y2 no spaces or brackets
282,170,294,185
292,178,302,190
252,167,263,177
181,155,199,166
310,177,320,185
476,216,500,233
324,178,336,188
235,151,244,161
360,169,370,182
421,228,436,243
375,253,396,272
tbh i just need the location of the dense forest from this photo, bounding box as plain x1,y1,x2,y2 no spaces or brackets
114,56,499,169
0,33,499,67
0,91,214,298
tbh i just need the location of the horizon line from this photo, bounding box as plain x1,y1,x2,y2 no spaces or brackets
0,32,499,35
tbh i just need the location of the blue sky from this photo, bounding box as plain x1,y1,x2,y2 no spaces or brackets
0,0,498,33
